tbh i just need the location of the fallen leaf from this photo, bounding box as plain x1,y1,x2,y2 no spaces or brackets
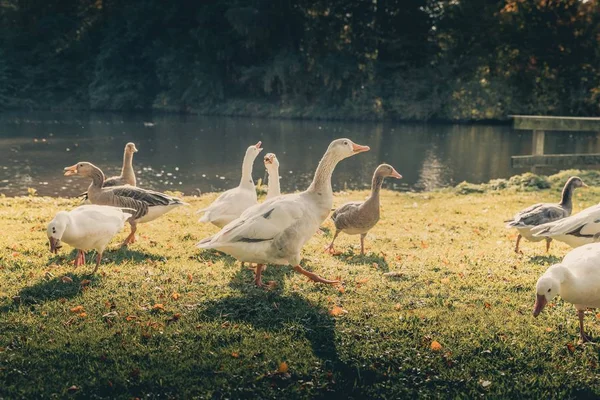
337,285,345,294
441,278,450,284
481,380,491,388
67,385,79,393
231,352,239,358
187,274,193,282
152,304,165,311
61,276,73,283
78,312,87,318
329,306,348,317
126,315,137,321
278,361,289,373
484,302,491,309
420,241,428,249
80,279,91,286
394,303,402,311
356,278,369,284
171,292,180,300
70,306,84,313
566,342,576,353
545,327,553,332
430,341,443,351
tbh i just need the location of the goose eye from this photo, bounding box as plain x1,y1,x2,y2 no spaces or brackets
547,288,551,293
343,141,348,145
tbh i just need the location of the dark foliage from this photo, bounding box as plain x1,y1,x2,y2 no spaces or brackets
0,0,598,120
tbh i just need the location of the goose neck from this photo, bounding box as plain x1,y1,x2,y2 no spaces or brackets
240,152,256,188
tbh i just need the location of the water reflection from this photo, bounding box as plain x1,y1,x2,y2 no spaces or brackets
0,111,599,197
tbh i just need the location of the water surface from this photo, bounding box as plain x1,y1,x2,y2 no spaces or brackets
1,112,599,197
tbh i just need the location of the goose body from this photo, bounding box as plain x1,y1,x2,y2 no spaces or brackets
64,162,186,245
533,243,600,342
505,176,586,252
47,205,132,274
198,142,263,228
532,203,600,248
326,164,402,255
197,138,370,287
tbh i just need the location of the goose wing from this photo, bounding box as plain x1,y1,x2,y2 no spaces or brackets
533,204,600,237
110,186,184,206
331,201,362,230
198,195,303,248
506,203,566,228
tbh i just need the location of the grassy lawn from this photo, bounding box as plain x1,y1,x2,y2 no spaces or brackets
2,178,600,398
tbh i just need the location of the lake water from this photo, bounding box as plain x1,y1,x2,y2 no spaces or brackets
1,111,599,197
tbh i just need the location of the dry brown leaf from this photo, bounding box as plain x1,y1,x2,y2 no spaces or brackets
126,315,137,321
78,312,87,318
566,342,576,353
484,302,491,309
187,274,193,282
329,306,348,317
278,361,289,373
356,278,369,284
80,279,91,286
231,352,239,358
152,304,165,311
337,285,345,294
430,341,443,351
420,241,429,249
545,327,553,332
394,303,402,311
61,276,73,283
70,306,84,313
171,292,180,300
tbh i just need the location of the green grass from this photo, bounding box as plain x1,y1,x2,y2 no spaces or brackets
2,184,600,398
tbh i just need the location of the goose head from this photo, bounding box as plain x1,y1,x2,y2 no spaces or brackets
375,164,403,179
47,212,69,254
264,153,279,171
125,142,138,154
533,275,561,317
567,176,587,189
63,162,97,177
327,138,370,162
246,141,263,160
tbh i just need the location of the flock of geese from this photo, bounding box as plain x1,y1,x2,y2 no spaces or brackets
46,138,600,342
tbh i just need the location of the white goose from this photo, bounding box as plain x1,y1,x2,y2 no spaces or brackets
47,205,132,274
532,202,600,248
263,153,280,200
533,243,600,342
197,138,370,287
197,141,263,228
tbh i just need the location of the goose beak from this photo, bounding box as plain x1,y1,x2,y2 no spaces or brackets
49,237,61,254
133,145,138,153
582,182,589,188
255,141,263,151
391,168,403,179
63,165,78,176
264,153,276,165
532,294,547,317
352,143,370,153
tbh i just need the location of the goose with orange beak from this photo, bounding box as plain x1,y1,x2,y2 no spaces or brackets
533,243,600,343
63,162,186,246
325,163,402,255
197,141,263,228
47,205,132,274
198,138,370,287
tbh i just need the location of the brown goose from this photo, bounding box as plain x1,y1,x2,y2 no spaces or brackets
64,162,186,245
81,142,138,200
325,164,402,255
505,176,586,253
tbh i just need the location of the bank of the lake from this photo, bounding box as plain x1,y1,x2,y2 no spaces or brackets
3,171,600,398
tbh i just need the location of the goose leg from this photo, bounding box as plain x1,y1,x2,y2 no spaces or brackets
254,264,268,287
360,233,366,255
88,251,102,275
514,234,522,253
293,265,340,285
74,250,86,267
578,309,592,343
324,230,340,254
122,221,137,246
545,237,552,253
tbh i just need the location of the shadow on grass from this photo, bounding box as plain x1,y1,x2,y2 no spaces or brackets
197,264,383,396
528,255,562,265
193,249,238,265
333,250,390,272
15,273,101,306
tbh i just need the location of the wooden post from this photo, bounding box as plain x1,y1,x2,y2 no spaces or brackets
532,130,545,155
